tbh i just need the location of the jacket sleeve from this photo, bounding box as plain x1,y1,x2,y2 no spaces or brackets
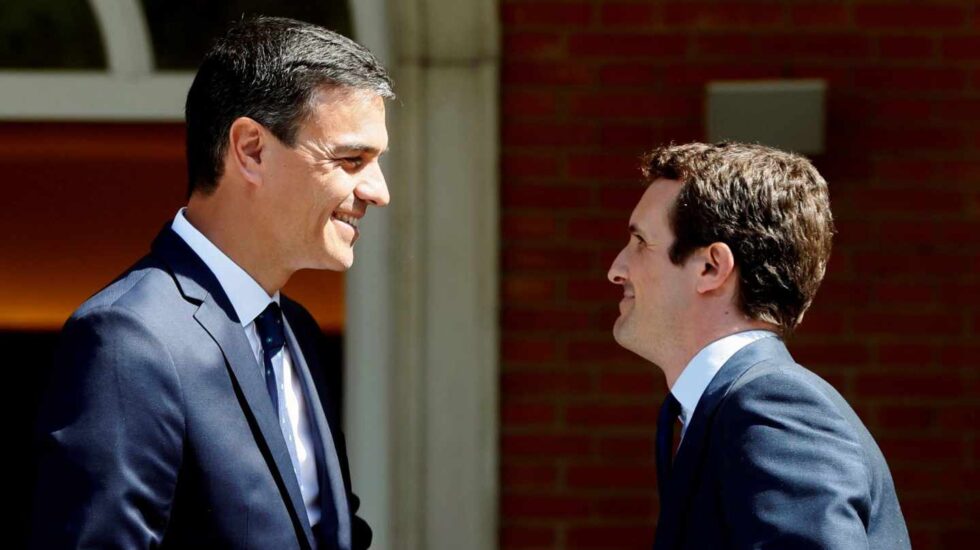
31,306,185,549
718,369,872,549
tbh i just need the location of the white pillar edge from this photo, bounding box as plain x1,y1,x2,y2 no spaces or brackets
344,1,396,549
422,60,500,550
345,0,500,549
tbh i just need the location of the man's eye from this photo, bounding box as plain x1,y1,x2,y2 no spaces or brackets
341,157,364,168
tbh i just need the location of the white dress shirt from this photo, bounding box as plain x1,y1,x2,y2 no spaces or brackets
671,330,777,442
171,209,322,528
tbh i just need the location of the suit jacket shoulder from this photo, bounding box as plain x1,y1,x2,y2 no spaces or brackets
714,358,874,546
655,337,911,550
33,254,189,548
32,229,345,549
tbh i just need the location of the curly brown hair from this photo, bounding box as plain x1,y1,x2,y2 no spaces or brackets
642,142,835,335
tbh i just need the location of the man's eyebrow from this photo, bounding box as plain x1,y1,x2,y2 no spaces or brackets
331,143,388,156
628,223,646,238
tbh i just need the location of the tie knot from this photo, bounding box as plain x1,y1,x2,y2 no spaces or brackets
660,392,681,424
255,302,285,357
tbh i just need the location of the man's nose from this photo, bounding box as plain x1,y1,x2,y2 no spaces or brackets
357,162,390,207
608,247,627,284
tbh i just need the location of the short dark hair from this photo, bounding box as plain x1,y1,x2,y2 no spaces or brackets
642,142,835,335
185,16,394,195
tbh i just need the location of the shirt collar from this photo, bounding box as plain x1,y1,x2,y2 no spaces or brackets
171,208,279,326
671,330,777,428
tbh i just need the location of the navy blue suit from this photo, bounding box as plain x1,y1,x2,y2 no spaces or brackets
31,227,371,549
655,337,910,549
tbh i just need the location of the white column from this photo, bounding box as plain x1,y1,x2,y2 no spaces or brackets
345,2,395,550
421,61,500,549
345,0,500,549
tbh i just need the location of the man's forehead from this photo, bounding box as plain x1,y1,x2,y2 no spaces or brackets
641,177,679,205
627,206,655,238
648,177,683,196
629,179,683,232
307,86,386,124
303,90,388,148
310,83,384,106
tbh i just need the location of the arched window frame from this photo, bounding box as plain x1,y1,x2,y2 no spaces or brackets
0,0,193,120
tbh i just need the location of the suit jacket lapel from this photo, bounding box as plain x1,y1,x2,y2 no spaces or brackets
283,313,351,549
655,336,792,549
151,227,317,550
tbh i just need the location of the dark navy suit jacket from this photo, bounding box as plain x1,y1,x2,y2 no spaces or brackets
654,337,910,550
31,227,371,549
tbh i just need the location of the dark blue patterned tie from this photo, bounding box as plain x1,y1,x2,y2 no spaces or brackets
656,392,681,506
254,302,285,418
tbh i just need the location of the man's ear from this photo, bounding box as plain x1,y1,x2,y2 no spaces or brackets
227,117,266,186
695,242,736,295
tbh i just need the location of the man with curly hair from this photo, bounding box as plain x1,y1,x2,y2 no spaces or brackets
608,142,910,549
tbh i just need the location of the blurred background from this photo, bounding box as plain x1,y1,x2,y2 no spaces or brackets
4,1,978,549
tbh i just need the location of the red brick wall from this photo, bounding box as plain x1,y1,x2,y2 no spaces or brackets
499,2,980,548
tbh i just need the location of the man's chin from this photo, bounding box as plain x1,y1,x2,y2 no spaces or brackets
332,258,354,271
309,255,353,272
611,317,631,348
319,244,355,271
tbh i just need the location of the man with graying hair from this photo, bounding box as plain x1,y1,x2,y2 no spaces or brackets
607,142,910,549
32,17,391,549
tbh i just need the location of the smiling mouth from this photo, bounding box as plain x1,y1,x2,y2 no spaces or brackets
333,213,360,229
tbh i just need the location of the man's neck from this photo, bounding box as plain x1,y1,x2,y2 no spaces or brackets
658,318,779,389
184,197,291,295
